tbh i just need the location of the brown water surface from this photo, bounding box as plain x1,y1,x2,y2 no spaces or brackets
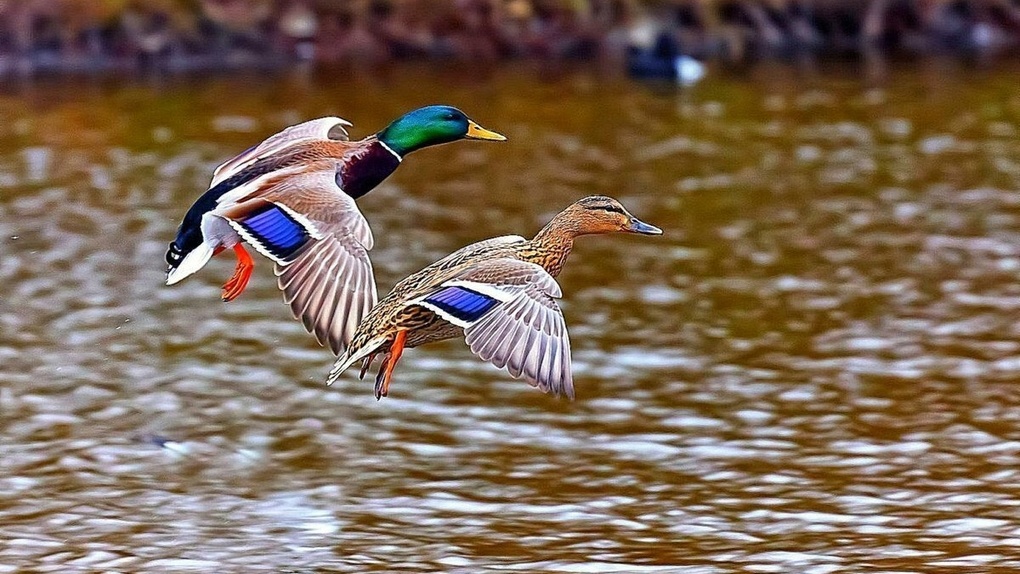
3,62,1020,572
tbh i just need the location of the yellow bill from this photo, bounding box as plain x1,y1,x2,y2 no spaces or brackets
465,121,507,141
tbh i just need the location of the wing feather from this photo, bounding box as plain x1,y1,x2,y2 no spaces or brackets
275,232,377,356
213,164,377,356
210,117,352,188
337,256,363,346
493,317,524,370
215,167,373,250
278,244,322,295
299,256,340,329
431,258,575,398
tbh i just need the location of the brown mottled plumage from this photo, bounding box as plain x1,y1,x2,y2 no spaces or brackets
327,195,663,400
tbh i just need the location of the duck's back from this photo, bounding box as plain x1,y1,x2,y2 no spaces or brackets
380,235,527,347
390,235,529,297
167,149,311,268
166,139,370,269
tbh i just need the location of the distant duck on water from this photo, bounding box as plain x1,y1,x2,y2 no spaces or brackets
326,196,663,400
627,30,706,86
165,106,506,355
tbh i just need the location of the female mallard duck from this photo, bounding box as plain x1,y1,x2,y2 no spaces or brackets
165,105,505,355
326,195,662,399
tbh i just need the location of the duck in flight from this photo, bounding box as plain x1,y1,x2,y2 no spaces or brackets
326,195,662,399
164,105,506,355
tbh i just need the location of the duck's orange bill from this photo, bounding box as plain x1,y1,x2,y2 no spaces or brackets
465,121,507,141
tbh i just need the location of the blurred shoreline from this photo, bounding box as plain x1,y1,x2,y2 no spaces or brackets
0,0,1018,79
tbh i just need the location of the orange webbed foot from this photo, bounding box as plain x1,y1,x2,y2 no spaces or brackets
222,244,254,302
373,331,407,400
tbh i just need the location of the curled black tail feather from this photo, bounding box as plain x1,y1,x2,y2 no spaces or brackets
166,241,184,269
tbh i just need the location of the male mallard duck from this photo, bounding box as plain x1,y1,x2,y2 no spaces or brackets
165,105,505,355
326,195,662,399
627,32,706,86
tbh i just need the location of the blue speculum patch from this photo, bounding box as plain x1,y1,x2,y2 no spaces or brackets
239,205,307,259
426,285,500,323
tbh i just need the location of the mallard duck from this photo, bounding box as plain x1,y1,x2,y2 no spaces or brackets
165,105,505,355
326,195,662,399
627,32,706,86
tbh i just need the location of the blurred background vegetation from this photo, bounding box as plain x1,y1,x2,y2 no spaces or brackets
0,0,1017,76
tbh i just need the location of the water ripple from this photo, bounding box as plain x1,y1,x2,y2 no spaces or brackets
3,66,1020,570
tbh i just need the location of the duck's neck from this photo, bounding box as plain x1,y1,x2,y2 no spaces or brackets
337,139,403,199
529,219,578,277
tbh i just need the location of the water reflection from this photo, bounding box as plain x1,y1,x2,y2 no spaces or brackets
3,64,1020,570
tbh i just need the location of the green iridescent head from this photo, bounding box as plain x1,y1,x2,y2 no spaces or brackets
377,105,506,157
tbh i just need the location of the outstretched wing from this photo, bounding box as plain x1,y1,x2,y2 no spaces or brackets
414,258,574,398
276,232,377,356
210,117,352,189
213,164,376,356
